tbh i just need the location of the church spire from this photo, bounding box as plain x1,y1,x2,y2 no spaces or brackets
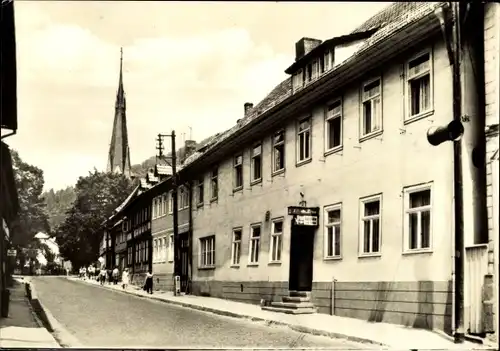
115,47,126,110
107,48,132,178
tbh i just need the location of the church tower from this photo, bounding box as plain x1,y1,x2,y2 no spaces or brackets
107,48,132,178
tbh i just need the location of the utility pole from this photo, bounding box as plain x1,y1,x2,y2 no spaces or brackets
430,2,465,343
156,131,179,295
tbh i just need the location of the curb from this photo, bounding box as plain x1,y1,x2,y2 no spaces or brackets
25,280,84,348
68,277,387,347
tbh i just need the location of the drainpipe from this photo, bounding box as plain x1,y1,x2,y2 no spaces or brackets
434,3,465,343
188,180,194,294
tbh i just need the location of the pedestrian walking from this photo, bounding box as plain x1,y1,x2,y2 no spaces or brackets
99,268,107,285
121,268,129,290
107,268,113,284
112,267,119,285
82,266,87,280
143,271,154,294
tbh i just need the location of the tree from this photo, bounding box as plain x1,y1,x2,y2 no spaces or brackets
9,150,51,273
43,186,76,230
54,171,134,269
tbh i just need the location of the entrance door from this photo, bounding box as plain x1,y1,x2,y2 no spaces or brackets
288,222,315,291
178,232,190,293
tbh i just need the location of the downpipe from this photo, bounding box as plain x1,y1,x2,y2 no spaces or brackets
435,3,465,343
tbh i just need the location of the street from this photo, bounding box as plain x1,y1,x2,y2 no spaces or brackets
33,277,363,348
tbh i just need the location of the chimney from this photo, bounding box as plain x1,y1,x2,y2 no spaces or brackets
181,140,197,164
295,37,322,61
244,102,253,116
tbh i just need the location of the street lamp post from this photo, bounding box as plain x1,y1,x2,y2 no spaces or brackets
156,131,180,295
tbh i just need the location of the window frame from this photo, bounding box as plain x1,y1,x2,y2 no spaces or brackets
153,238,158,263
403,183,433,254
168,191,174,214
251,143,263,184
199,235,216,268
210,167,218,201
269,218,284,264
248,223,262,265
231,228,242,267
178,186,189,210
296,116,312,165
168,234,174,262
196,176,204,207
233,154,244,191
324,203,342,260
359,194,383,257
405,48,434,123
162,194,168,215
324,98,343,155
272,129,285,175
360,77,383,141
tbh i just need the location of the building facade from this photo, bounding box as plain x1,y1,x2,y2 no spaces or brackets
483,1,500,341
0,0,19,317
178,2,491,334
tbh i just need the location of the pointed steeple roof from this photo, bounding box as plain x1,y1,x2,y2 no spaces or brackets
107,48,132,178
115,47,126,110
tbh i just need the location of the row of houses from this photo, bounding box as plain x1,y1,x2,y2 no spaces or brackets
99,2,499,340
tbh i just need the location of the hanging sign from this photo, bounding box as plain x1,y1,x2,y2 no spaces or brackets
7,249,16,257
288,206,319,227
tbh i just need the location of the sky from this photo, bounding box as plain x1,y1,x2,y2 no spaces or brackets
9,1,391,192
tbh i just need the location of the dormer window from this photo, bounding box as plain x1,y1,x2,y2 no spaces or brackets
293,69,304,92
324,50,333,72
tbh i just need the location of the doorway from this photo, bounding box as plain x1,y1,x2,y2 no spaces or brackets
288,222,315,291
178,232,190,293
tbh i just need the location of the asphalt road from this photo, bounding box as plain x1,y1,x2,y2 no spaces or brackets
33,277,363,348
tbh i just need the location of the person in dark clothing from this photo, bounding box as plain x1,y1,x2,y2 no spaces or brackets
143,271,153,294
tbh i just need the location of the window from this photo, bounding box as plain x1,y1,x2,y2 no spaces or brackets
297,118,311,163
158,196,164,217
325,204,342,258
249,224,261,264
234,155,243,190
179,186,189,210
325,99,342,151
210,168,218,200
231,229,242,266
361,78,382,137
251,144,262,183
311,60,319,81
360,195,382,255
162,194,168,214
152,198,157,219
168,235,174,262
404,185,432,251
293,69,304,91
270,220,283,262
200,236,215,267
407,51,432,119
167,191,173,214
197,177,204,205
272,130,285,173
324,50,333,72
154,239,158,262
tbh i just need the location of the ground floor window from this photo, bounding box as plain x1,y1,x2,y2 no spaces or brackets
200,235,215,267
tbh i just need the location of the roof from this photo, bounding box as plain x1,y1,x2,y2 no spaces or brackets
146,171,159,184
1,0,17,131
108,184,140,221
182,78,293,168
350,2,428,34
154,164,173,177
285,29,378,74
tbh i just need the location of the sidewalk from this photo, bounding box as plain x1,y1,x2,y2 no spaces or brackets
69,276,489,350
0,278,60,348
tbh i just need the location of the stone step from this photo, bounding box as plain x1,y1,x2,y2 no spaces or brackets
282,296,311,303
262,306,317,314
271,301,315,309
289,291,311,298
